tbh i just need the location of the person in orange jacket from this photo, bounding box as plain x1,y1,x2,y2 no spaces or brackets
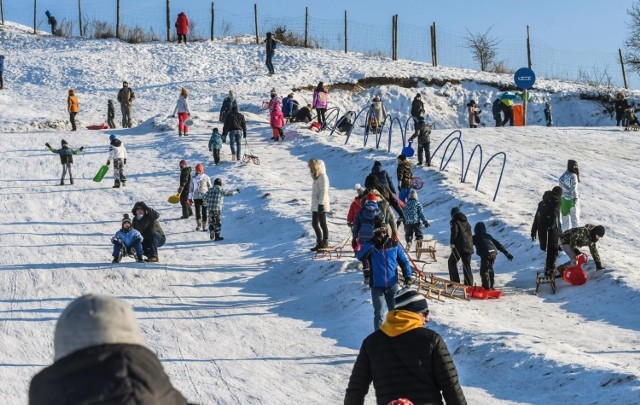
175,12,189,44
67,89,79,131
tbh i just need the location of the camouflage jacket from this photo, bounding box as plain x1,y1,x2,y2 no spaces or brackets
560,224,602,267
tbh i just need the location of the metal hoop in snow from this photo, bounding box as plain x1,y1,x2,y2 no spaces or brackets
476,152,507,202
462,144,483,183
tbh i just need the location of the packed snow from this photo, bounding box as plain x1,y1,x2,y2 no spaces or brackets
0,21,639,404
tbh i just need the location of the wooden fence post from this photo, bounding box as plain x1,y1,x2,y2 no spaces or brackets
78,0,83,36
432,22,438,67
254,3,259,44
33,0,36,34
1,0,4,25
304,6,309,48
619,48,628,89
394,14,398,60
211,2,216,41
391,15,396,60
166,0,170,41
344,10,347,53
526,25,532,69
116,0,120,39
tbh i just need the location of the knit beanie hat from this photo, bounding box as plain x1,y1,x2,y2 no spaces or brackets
591,225,605,239
451,207,461,217
179,159,187,168
389,399,414,405
214,178,222,186
54,295,146,361
398,154,406,161
121,213,132,226
409,189,418,200
552,186,563,197
394,288,428,313
109,134,117,141
61,139,68,146
355,183,366,196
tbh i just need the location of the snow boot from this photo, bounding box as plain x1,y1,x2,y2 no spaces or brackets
196,221,202,231
201,221,208,232
113,184,120,188
214,233,224,241
210,229,216,240
310,239,322,252
145,256,159,263
112,256,120,263
320,239,329,249
179,131,183,137
59,180,65,186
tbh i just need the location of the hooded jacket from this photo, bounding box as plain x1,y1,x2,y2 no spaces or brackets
409,121,432,145
560,224,603,268
411,96,424,118
190,172,212,200
397,160,413,189
352,200,383,242
368,161,397,195
132,202,165,238
222,107,247,138
472,222,509,258
108,138,127,161
173,94,190,115
113,226,143,248
531,189,562,236
117,86,135,106
313,86,328,109
403,198,427,225
219,95,237,122
345,310,467,405
310,159,331,212
179,166,192,197
559,170,579,200
175,12,189,35
450,211,473,254
67,89,79,113
208,130,223,150
357,239,411,288
48,144,82,165
269,96,285,129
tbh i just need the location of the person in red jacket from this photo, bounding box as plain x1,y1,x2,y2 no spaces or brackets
175,12,189,44
347,184,367,254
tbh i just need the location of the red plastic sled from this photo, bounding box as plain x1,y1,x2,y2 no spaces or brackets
466,286,503,299
86,124,109,130
563,253,588,286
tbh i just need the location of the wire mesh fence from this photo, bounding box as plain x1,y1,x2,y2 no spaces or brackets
2,1,627,87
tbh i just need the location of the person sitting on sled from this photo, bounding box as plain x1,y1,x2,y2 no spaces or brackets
111,214,144,263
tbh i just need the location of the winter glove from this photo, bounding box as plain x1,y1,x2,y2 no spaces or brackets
106,160,111,166
45,142,51,148
187,198,193,207
573,248,582,256
177,187,183,194
318,205,325,213
404,275,416,286
351,238,358,250
124,159,127,165
506,253,514,261
423,221,430,228
79,146,84,152
531,231,537,241
111,237,122,245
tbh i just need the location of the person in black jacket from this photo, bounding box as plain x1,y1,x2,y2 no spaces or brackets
492,98,503,127
29,294,189,405
132,201,166,262
345,288,467,405
222,105,247,161
472,222,513,290
531,186,563,275
614,92,630,127
367,160,397,195
45,10,57,35
177,160,193,219
409,118,432,166
264,32,277,75
448,207,474,286
410,93,425,124
293,103,314,123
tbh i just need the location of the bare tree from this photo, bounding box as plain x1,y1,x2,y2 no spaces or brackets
625,1,640,73
465,27,499,72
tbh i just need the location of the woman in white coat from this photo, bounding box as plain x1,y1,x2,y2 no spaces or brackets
173,87,191,136
558,159,580,231
308,158,330,251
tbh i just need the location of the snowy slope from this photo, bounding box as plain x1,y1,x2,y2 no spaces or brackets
0,22,639,404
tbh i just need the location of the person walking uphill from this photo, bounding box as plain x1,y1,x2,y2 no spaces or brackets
614,92,630,127
177,160,193,219
117,81,135,128
313,81,329,128
175,11,189,44
131,201,165,263
264,32,277,75
558,159,580,231
309,158,331,251
448,207,474,286
409,118,432,166
28,294,190,405
106,134,127,188
219,90,237,124
411,93,425,124
222,106,247,161
107,99,116,128
172,87,191,137
472,222,513,290
45,139,84,185
67,89,79,131
396,154,413,203
203,178,240,241
344,288,467,405
208,128,223,165
189,163,212,231
45,10,57,35
269,88,285,141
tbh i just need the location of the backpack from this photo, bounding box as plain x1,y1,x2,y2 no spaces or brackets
317,92,327,103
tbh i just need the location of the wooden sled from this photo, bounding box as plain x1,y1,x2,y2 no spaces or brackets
535,271,557,294
428,274,470,300
313,234,350,261
415,239,437,262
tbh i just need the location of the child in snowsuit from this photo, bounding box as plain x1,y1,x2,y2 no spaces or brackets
111,214,144,263
45,139,84,185
472,222,513,290
189,163,212,231
208,128,223,165
347,184,367,254
367,96,386,135
544,102,553,127
401,190,430,250
177,160,193,219
107,100,116,128
203,178,240,241
396,154,413,203
67,89,79,131
106,134,127,188
269,89,285,141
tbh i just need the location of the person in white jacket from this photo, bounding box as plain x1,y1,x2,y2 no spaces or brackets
106,134,127,188
172,87,191,137
558,159,580,231
188,163,212,231
308,158,331,251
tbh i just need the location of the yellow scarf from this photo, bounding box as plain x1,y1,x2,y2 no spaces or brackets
380,310,424,337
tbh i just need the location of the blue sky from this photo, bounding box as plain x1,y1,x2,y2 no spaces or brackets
4,0,639,87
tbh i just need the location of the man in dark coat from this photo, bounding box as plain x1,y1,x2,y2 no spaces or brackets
132,201,165,262
492,98,503,127
264,32,277,75
345,288,467,405
410,93,425,123
367,160,397,195
178,160,193,219
364,174,405,225
219,90,237,124
293,103,314,123
531,186,563,275
45,10,57,35
448,207,474,286
29,294,189,405
117,81,135,128
614,92,630,127
222,105,247,161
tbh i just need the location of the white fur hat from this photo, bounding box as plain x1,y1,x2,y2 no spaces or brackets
54,294,146,360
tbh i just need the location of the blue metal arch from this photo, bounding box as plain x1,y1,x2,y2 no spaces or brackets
476,152,507,202
462,144,483,183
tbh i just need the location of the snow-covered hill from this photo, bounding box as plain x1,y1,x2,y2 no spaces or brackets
1,22,639,404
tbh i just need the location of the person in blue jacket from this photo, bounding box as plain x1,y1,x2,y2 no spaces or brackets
281,93,299,122
357,222,413,331
500,92,517,126
111,214,144,263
